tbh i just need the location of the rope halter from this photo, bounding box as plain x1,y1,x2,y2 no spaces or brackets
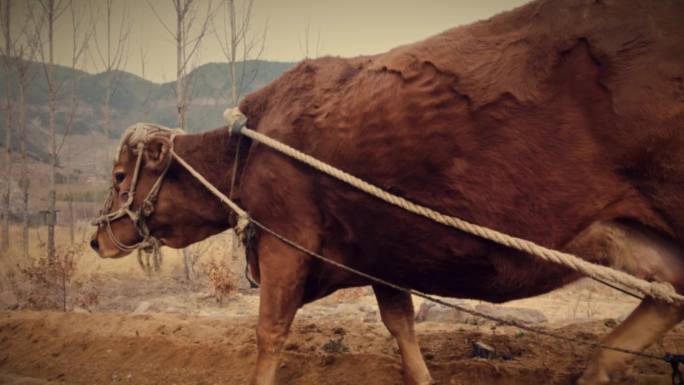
91,123,182,268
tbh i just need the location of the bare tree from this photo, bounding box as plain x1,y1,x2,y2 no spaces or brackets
92,0,130,172
29,0,87,259
212,0,266,107
62,0,92,245
0,2,35,257
16,6,42,259
34,0,68,262
17,51,32,259
212,0,265,289
150,0,214,280
0,0,13,254
149,0,213,131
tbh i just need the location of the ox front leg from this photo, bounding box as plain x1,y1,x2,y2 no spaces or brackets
373,284,434,385
577,298,684,385
251,233,311,385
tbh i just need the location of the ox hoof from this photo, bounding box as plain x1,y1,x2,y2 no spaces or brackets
403,373,435,385
576,368,610,385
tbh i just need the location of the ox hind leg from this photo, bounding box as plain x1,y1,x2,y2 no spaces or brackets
577,298,684,385
566,221,684,385
373,284,434,385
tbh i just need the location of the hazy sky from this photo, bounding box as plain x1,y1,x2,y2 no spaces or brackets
25,0,528,83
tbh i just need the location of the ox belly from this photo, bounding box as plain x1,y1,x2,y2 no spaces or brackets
309,228,581,304
304,185,684,304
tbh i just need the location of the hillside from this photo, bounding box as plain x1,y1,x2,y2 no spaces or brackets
0,59,294,163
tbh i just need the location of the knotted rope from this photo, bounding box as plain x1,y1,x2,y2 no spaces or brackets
223,107,684,304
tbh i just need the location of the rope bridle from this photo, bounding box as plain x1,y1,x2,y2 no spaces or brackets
91,134,177,271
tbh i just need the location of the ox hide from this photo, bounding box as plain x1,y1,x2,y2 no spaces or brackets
236,0,684,303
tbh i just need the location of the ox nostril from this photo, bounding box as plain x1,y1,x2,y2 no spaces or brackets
90,238,99,251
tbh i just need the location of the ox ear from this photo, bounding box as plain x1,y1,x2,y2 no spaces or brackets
143,135,172,172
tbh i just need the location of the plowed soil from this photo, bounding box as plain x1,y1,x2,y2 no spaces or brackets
1,308,683,385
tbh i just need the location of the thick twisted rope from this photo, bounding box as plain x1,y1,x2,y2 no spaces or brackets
165,126,682,366
224,108,684,304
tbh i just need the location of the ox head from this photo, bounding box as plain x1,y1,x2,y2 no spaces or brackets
90,123,213,259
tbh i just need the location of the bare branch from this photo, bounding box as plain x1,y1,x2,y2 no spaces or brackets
56,0,94,156
180,0,214,73
53,0,69,22
137,43,154,120
213,0,266,105
147,0,175,36
32,0,69,261
156,0,217,130
0,0,28,60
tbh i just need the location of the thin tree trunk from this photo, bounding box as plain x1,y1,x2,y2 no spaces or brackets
2,103,9,253
182,248,193,281
19,65,28,259
228,0,237,107
61,259,67,312
176,3,185,130
67,140,74,244
47,0,57,262
65,0,89,245
101,1,113,173
176,1,190,278
1,0,12,253
68,195,74,243
102,85,111,172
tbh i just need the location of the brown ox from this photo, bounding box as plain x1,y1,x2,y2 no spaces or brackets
91,0,684,384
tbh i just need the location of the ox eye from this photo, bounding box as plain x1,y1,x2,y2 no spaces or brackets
114,172,125,184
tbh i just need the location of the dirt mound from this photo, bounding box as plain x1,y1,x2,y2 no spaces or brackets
1,311,681,385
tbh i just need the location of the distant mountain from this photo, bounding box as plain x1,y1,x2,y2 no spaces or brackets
0,58,295,163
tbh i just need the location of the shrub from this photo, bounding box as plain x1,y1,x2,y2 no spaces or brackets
18,248,77,311
202,259,237,304
15,245,99,312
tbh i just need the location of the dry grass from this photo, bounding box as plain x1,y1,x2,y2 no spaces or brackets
0,224,244,309
1,224,144,288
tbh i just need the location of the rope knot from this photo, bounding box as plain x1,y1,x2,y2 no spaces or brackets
235,214,251,239
141,199,155,217
224,107,247,135
649,281,677,304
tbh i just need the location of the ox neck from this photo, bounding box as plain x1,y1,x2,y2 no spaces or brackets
172,127,236,226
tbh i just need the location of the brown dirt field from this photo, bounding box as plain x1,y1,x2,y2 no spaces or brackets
1,307,683,385
1,237,682,385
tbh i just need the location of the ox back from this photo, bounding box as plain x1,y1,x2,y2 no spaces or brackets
236,0,684,304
